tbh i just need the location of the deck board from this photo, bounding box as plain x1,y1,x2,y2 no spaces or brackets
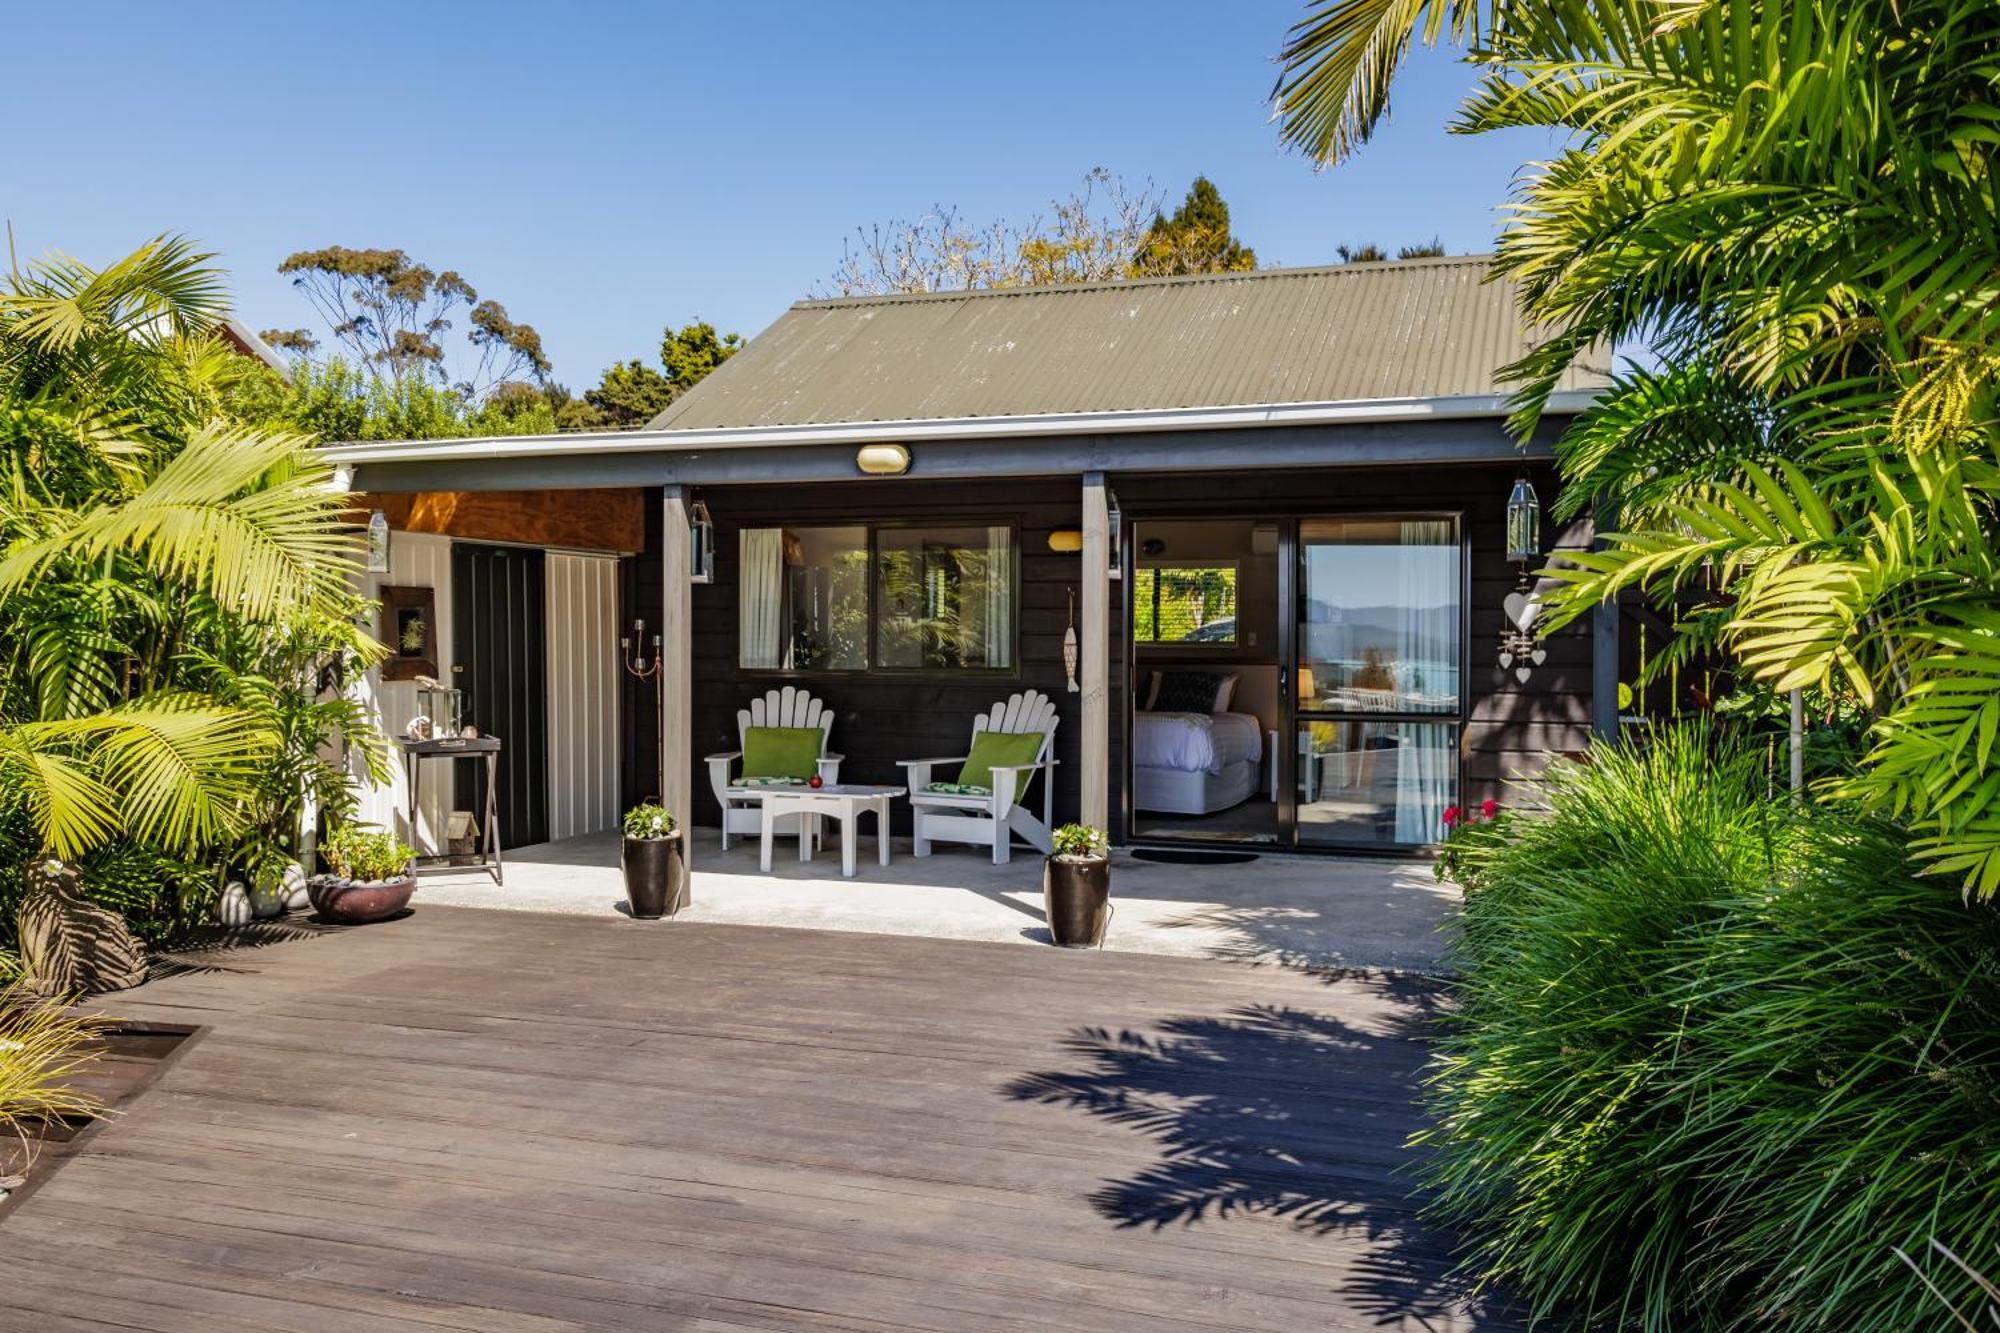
0,907,1514,1331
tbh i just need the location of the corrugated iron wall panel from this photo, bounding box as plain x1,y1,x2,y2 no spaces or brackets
545,552,621,842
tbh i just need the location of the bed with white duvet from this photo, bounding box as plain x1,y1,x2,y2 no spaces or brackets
1132,710,1267,815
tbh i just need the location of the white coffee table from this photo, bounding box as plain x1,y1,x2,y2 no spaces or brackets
728,783,907,878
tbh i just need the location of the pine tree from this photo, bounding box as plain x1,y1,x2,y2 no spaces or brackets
1130,177,1257,277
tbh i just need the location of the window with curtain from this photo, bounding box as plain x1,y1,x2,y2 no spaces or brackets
737,525,867,670
1295,517,1462,848
738,522,1015,673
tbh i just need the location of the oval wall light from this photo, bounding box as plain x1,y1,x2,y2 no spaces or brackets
1047,529,1083,553
856,443,911,476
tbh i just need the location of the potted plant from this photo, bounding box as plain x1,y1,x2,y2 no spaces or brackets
621,804,686,920
1044,823,1112,948
309,824,418,924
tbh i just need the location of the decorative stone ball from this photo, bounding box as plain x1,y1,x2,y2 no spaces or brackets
216,880,254,928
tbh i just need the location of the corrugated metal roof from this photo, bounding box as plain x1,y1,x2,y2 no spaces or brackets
650,257,1607,432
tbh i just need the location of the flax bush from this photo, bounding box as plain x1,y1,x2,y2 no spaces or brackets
1427,725,2000,1330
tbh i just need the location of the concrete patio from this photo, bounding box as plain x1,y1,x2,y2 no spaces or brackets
416,830,1460,973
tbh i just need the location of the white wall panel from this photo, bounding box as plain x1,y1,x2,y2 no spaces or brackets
352,531,455,852
545,552,621,841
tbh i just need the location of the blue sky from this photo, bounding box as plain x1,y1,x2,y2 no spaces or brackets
9,1,1548,388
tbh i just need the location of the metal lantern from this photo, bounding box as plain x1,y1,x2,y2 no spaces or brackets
689,499,715,584
366,508,391,573
1506,476,1541,564
1105,486,1123,580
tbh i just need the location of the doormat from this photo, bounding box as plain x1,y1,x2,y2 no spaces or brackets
1130,848,1260,866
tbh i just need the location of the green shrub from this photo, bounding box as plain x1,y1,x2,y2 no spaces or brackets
1426,723,2000,1331
320,825,414,883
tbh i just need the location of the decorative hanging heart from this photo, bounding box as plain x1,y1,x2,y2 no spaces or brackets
1515,666,1532,683
1499,651,1514,668
1531,648,1547,665
1503,591,1542,632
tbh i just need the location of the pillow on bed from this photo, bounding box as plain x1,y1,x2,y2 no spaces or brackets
1153,670,1230,713
1213,673,1239,711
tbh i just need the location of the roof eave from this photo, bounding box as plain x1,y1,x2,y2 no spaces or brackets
318,389,1600,467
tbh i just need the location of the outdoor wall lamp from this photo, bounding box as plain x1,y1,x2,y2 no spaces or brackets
689,499,715,584
1048,528,1083,553
856,442,911,475
1506,475,1542,564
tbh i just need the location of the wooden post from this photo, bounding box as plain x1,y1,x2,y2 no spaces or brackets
662,487,694,868
1081,473,1110,831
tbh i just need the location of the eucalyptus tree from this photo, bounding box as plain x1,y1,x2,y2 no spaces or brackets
1276,0,2000,895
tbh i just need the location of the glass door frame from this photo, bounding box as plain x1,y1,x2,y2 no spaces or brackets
1285,509,1471,854
1118,507,1471,855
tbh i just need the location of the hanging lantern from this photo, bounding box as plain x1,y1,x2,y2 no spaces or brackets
1506,476,1541,564
366,509,391,574
689,499,715,584
1105,486,1123,580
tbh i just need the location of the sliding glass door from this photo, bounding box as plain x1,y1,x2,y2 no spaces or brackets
1291,517,1462,849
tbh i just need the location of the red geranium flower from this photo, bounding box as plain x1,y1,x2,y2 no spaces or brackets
1480,798,1500,820
1442,805,1462,827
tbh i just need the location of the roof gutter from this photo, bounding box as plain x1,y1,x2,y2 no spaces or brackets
317,389,1601,467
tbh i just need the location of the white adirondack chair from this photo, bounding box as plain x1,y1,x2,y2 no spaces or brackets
899,690,1060,864
706,686,843,851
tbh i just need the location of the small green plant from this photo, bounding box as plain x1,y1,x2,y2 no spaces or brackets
0,974,111,1163
622,804,676,840
1433,798,1509,888
1050,823,1109,858
321,824,414,882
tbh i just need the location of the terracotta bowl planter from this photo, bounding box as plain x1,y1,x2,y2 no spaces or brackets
307,871,417,924
1043,853,1111,948
622,832,687,920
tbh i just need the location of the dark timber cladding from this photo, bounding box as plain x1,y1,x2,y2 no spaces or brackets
624,456,1591,838
452,542,550,848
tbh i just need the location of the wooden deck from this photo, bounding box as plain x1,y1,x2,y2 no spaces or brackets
0,907,1515,1331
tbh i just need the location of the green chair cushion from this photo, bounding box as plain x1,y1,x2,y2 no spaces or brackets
742,726,822,781
960,730,1045,792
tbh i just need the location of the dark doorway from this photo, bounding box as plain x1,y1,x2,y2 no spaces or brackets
452,543,549,849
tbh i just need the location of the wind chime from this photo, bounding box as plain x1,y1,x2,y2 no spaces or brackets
1499,475,1545,684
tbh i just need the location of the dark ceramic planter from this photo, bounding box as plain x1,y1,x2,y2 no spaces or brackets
622,833,686,920
1043,854,1111,948
307,871,416,924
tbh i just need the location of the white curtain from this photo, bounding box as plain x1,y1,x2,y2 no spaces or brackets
1395,520,1457,843
984,525,1013,668
739,528,785,669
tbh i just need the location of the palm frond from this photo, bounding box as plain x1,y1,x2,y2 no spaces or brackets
0,421,362,624
1273,0,1484,165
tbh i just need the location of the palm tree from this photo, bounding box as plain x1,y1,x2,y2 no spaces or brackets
1275,0,2000,897
0,238,379,902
